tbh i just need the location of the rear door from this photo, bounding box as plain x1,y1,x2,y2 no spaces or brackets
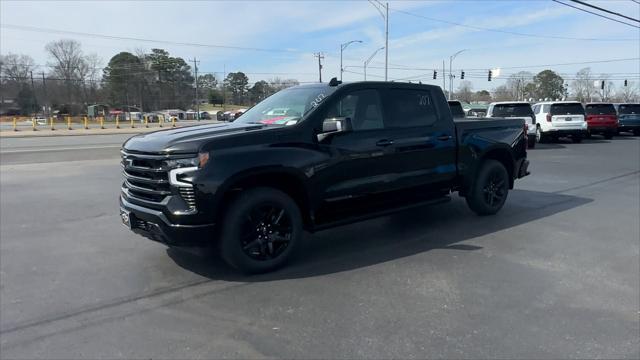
550,103,585,127
381,87,457,191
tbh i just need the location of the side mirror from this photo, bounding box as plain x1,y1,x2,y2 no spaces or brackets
318,117,351,142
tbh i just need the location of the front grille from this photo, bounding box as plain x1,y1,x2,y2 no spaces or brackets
121,150,197,210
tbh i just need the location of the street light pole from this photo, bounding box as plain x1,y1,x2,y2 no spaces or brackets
369,1,389,81
340,40,363,81
449,49,467,100
364,47,385,81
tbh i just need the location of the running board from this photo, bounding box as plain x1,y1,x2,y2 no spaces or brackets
311,196,452,232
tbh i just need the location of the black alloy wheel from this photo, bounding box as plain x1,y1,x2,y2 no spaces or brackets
240,203,292,261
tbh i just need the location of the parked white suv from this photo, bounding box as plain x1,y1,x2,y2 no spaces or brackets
486,101,536,148
532,101,587,143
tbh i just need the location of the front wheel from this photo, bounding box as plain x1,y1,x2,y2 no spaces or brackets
527,135,536,149
466,160,510,216
219,187,303,273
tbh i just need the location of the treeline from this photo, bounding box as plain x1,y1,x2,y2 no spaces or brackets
452,69,638,103
0,39,300,116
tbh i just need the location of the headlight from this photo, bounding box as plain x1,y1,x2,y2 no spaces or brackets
166,152,210,187
164,152,209,169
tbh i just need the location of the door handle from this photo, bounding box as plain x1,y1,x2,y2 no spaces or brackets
436,135,452,141
376,139,394,147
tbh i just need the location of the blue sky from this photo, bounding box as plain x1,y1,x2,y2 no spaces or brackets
1,0,639,92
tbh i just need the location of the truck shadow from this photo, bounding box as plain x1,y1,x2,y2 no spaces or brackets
168,189,592,281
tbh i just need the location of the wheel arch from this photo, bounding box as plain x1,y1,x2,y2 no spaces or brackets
216,168,313,229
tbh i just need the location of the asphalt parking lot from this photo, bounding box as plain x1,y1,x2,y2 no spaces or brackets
1,133,639,359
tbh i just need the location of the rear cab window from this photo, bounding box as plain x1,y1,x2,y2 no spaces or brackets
385,89,438,128
550,103,585,116
448,101,465,119
492,103,534,118
618,104,640,115
585,104,616,115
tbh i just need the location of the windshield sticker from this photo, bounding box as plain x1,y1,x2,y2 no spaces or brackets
310,93,327,108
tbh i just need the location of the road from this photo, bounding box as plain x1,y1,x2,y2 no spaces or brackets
1,132,639,359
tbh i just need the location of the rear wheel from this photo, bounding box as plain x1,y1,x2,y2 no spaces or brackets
536,126,546,143
219,187,303,273
466,160,509,216
527,135,536,148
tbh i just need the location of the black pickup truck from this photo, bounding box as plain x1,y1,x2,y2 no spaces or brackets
121,80,529,273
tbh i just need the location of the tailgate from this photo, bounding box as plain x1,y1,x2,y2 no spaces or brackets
551,114,584,127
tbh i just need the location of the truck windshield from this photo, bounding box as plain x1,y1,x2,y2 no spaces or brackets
234,86,335,126
585,104,616,115
492,103,533,117
550,103,584,115
618,104,640,115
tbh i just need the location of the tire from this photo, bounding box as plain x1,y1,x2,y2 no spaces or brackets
219,187,303,274
536,126,546,143
571,135,582,143
465,160,509,216
634,129,640,136
527,135,536,149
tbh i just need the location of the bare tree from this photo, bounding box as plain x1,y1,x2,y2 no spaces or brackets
599,75,615,102
0,53,37,84
571,67,597,103
492,85,512,102
506,71,533,101
45,39,85,103
455,80,474,103
616,81,640,102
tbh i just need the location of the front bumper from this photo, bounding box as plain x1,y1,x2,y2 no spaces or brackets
120,196,214,247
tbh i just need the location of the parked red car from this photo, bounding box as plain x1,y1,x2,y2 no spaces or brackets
585,103,618,139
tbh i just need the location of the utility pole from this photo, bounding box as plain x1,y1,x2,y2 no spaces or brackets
0,63,3,115
190,58,200,120
340,40,363,81
222,64,226,111
30,71,36,115
368,1,389,81
314,52,324,83
385,2,388,82
442,60,445,93
42,72,47,117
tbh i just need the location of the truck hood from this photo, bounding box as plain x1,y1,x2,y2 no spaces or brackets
123,122,270,154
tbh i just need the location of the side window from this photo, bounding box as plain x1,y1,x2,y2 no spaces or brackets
532,105,539,114
542,104,550,113
325,89,384,131
385,89,438,128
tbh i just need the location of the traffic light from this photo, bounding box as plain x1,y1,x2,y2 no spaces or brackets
624,79,628,87
488,70,492,81
433,70,437,79
460,71,465,79
601,80,605,90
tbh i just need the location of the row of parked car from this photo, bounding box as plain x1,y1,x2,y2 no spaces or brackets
448,100,640,148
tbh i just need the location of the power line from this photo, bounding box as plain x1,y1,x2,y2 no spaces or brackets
552,0,640,29
569,0,640,23
390,7,639,41
0,24,306,54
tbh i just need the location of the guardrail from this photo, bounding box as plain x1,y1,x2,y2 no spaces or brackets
1,115,208,133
